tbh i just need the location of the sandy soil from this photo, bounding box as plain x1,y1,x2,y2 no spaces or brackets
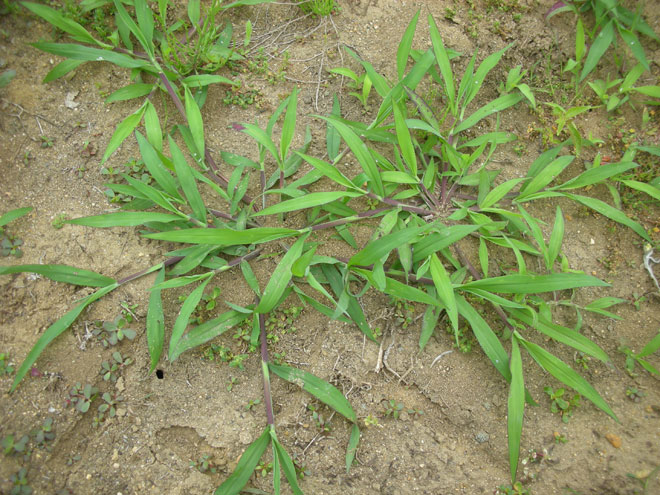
1,1,659,494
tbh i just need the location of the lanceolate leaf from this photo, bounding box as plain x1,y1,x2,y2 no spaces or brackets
214,428,270,495
397,10,419,79
459,273,608,294
65,212,182,228
32,42,152,70
22,2,105,46
0,207,32,227
280,88,298,163
168,278,212,361
580,19,615,81
271,436,303,495
255,191,362,217
430,254,458,332
269,363,357,422
11,283,118,392
184,85,205,159
144,227,300,245
453,93,523,135
105,83,154,103
169,136,207,222
0,264,115,287
350,223,432,267
519,337,618,422
508,336,524,484
43,59,85,83
147,267,165,373
346,424,360,473
102,102,148,163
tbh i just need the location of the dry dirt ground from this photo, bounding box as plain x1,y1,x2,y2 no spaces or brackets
1,1,660,494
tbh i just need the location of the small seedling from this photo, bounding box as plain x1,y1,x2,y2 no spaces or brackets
363,414,380,428
255,461,273,477
328,67,372,110
94,392,124,426
66,454,82,466
382,399,405,419
307,404,331,433
30,417,55,450
51,214,69,230
495,482,530,495
619,333,660,377
67,382,98,413
2,433,29,457
10,467,31,495
544,387,580,423
553,431,568,444
190,454,217,473
226,376,238,392
0,352,15,375
245,398,261,411
625,386,645,402
40,135,54,148
298,0,338,17
1,228,24,258
100,351,133,382
92,313,137,347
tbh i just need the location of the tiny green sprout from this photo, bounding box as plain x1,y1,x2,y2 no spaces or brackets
495,481,530,495
68,382,99,413
190,454,217,474
100,351,133,382
329,66,372,110
51,214,69,230
553,431,568,444
245,398,261,411
10,467,31,495
229,353,249,370
626,386,645,402
307,404,331,433
0,352,15,375
544,386,580,423
2,433,29,457
298,0,338,17
382,399,405,420
40,135,53,148
226,376,238,392
93,313,137,347
255,461,273,477
94,392,124,426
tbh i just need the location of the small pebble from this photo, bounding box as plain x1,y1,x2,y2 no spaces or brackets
475,431,489,443
605,433,622,448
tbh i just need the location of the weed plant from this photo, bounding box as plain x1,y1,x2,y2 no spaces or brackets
2,7,660,494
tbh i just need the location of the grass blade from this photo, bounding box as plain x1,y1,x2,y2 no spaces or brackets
135,131,180,197
280,88,298,163
143,101,162,151
255,191,362,217
296,152,358,190
547,206,564,270
465,43,512,107
430,253,458,333
638,332,660,358
580,19,615,81
508,336,524,484
22,2,104,46
101,102,147,163
0,264,115,287
519,338,618,421
428,14,455,113
144,227,299,245
184,86,205,160
31,42,152,70
346,424,360,473
397,10,420,79
327,95,341,161
169,136,207,222
564,193,651,241
65,212,182,227
459,273,608,294
112,0,154,58
620,180,660,201
10,283,118,392
147,267,165,373
479,178,524,209
272,437,303,495
269,363,357,422
554,161,638,190
215,428,270,495
454,93,523,135
256,233,309,314
168,277,212,361
518,155,574,197
393,100,417,176
105,83,154,103
350,223,432,267
43,59,85,83
0,207,32,227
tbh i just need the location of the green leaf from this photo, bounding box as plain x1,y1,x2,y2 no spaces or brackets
453,93,523,135
327,95,341,161
464,43,512,107
31,42,152,70
350,223,432,267
296,152,358,190
101,102,147,163
0,264,115,287
638,332,660,358
256,233,309,314
320,115,384,196
105,83,154,103
135,131,179,197
147,267,165,373
144,101,162,151
564,193,651,241
214,428,270,495
269,363,357,422
0,207,32,227
393,100,417,176
397,10,419,79
509,309,609,362
43,59,85,83
617,25,649,71
459,273,608,294
412,225,481,262
547,206,564,270
518,155,574,197
22,2,105,46
428,14,455,112
255,191,362,217
168,278,212,361
479,178,523,209
169,136,207,222
184,85,205,159
170,310,248,361
519,338,618,421
555,162,638,190
181,74,237,87
508,335,524,483
11,283,118,392
621,180,660,201
346,424,360,473
112,0,153,58
187,0,200,26
272,437,303,495
580,19,615,81
280,88,298,163
65,212,182,228
634,85,660,98
430,254,458,332
145,227,300,245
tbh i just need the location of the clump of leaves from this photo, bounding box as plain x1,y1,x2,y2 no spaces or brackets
100,351,133,382
382,399,405,420
10,467,31,495
191,454,218,474
67,382,98,413
94,392,124,426
92,312,137,347
30,417,55,450
618,332,660,376
0,207,32,258
544,386,581,423
298,0,338,17
0,351,15,375
6,10,660,494
2,433,29,458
